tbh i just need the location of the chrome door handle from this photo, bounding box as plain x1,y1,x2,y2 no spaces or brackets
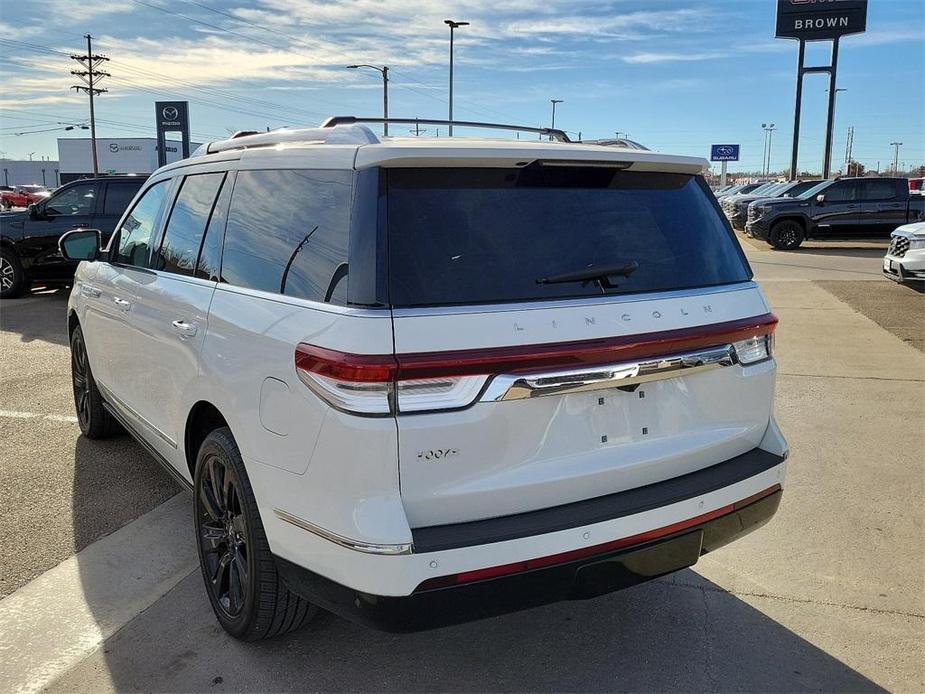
171,320,198,338
80,284,101,298
112,297,131,310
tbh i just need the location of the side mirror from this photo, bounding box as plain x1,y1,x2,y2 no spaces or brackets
59,228,102,262
28,202,41,219
815,194,826,204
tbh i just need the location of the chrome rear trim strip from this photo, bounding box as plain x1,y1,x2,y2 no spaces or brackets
273,509,413,555
480,345,736,402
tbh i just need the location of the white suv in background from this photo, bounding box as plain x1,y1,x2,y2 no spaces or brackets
61,118,788,640
883,220,925,284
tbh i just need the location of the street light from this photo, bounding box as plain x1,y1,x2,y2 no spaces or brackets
346,65,390,136
550,99,563,140
444,19,469,137
761,123,777,176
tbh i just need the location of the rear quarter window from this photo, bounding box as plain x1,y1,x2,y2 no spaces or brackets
386,167,751,308
220,169,352,304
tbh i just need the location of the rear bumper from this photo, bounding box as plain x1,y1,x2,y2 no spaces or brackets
278,486,782,632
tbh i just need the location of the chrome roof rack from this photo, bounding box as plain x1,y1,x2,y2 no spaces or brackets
320,116,573,143
193,123,380,156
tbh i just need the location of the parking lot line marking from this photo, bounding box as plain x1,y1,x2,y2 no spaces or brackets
0,410,38,419
0,410,79,423
0,494,196,694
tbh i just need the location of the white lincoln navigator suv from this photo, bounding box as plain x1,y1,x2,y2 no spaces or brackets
61,118,788,640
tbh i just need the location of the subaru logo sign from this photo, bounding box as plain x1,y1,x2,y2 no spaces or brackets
162,106,179,121
710,144,740,162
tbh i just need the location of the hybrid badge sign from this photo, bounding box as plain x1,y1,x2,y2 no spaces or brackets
776,0,868,41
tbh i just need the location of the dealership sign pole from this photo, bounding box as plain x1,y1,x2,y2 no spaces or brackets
155,101,191,168
711,144,740,188
776,0,867,179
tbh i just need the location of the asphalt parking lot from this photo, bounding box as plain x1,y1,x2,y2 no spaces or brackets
0,239,922,693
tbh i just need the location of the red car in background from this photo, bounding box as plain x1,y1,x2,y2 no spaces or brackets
1,185,51,210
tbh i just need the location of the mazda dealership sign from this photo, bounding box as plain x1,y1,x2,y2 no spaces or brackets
776,0,868,41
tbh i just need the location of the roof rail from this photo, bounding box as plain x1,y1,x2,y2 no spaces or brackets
193,124,380,156
321,116,572,143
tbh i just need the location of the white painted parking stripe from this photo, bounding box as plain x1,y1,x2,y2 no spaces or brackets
0,410,79,423
0,494,196,694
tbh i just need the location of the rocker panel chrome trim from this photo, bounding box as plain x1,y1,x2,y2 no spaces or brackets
274,509,413,555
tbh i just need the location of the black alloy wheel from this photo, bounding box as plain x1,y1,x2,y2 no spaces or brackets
769,220,805,250
69,325,120,438
0,249,25,299
193,427,315,640
197,454,250,618
71,330,92,430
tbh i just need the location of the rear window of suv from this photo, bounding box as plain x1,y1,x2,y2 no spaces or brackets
386,167,751,308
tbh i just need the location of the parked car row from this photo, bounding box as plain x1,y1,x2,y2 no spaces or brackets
722,180,823,230
0,176,146,298
745,177,925,250
1,184,51,210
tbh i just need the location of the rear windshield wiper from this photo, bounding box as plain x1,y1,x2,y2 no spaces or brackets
536,261,639,289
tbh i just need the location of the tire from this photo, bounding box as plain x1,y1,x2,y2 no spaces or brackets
70,325,122,439
1,248,26,299
194,427,317,641
769,220,805,250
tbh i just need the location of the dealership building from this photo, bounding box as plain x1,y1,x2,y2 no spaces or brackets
56,137,202,183
1,159,61,188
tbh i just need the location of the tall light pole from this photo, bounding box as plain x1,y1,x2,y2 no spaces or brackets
346,64,390,136
890,142,903,173
550,99,563,140
825,88,846,172
444,19,469,137
761,123,777,176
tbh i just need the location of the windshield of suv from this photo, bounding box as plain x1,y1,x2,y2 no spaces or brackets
386,167,751,307
797,180,833,200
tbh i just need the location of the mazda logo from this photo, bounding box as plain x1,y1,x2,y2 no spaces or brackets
109,143,119,152
162,106,179,121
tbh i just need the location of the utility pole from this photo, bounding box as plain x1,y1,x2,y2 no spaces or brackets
346,65,389,136
890,142,902,174
70,34,109,177
550,99,563,141
844,125,854,175
444,19,469,137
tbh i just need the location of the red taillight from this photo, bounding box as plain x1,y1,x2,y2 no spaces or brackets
295,313,778,415
416,484,782,591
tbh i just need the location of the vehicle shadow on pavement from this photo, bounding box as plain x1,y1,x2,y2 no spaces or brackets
0,288,70,346
72,434,180,552
71,546,884,692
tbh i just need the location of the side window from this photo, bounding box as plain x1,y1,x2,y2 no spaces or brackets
823,181,855,202
220,169,352,303
45,183,97,216
861,180,898,201
196,173,234,281
103,182,141,216
153,173,225,276
112,181,170,267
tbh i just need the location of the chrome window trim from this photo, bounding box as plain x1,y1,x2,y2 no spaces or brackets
273,509,413,555
213,283,390,317
390,281,759,318
480,344,738,402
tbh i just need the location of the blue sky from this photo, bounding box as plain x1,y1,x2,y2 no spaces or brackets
1,0,922,174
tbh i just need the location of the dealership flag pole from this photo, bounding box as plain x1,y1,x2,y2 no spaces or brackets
70,35,109,177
